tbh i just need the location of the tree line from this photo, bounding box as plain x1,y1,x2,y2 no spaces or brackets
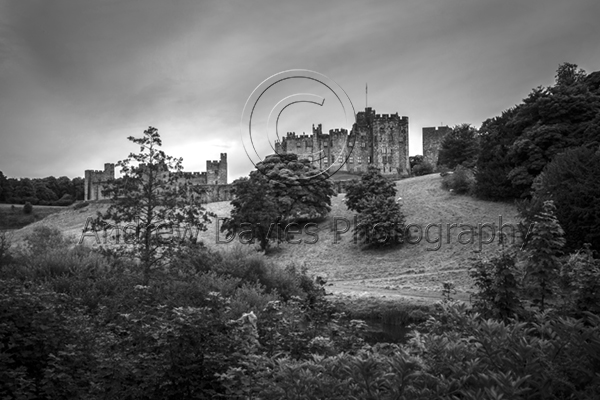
0,172,84,205
433,62,600,253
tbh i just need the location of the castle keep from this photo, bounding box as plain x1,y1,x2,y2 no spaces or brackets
422,126,451,169
275,107,410,176
84,153,229,202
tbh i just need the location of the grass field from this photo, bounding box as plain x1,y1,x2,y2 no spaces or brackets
0,203,68,230
8,173,521,302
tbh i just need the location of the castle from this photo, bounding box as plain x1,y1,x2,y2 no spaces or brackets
84,153,229,202
274,107,410,176
422,126,451,169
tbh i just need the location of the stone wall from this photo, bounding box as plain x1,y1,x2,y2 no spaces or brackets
84,163,115,201
84,153,229,203
275,107,410,176
422,126,451,169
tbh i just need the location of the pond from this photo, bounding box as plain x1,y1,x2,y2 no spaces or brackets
362,320,412,344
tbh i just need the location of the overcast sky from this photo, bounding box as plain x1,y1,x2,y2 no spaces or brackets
1,0,599,181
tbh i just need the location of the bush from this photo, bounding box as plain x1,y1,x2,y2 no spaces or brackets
469,251,524,321
411,161,434,176
441,165,474,194
23,202,33,214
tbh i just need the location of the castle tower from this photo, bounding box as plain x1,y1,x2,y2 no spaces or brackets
422,126,451,169
273,106,410,176
84,163,115,201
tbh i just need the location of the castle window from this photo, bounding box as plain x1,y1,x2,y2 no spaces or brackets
349,157,354,163
323,142,328,147
348,141,353,147
332,156,335,163
357,156,362,164
361,142,366,148
337,156,343,163
368,156,372,163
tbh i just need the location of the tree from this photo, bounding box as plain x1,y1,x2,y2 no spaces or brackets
0,171,5,202
255,153,336,222
221,176,282,252
523,200,565,311
98,126,212,284
527,146,600,252
474,63,600,200
221,153,335,252
437,123,479,169
345,165,397,214
345,166,405,247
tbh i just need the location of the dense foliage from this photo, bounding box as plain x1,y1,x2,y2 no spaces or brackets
345,166,406,247
97,127,213,284
409,155,434,176
521,146,600,252
0,171,83,205
2,208,600,398
437,123,479,169
474,63,600,200
221,153,335,251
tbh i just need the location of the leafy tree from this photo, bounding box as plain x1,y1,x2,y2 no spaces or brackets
469,251,523,321
528,146,600,252
437,123,479,169
474,63,600,199
99,126,212,284
523,200,566,311
256,153,335,222
353,195,405,246
0,171,5,202
221,154,334,252
345,165,397,214
23,202,33,214
72,177,85,200
15,178,37,204
345,166,405,247
221,176,282,252
33,180,58,204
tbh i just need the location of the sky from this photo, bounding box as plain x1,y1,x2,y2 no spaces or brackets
1,0,599,181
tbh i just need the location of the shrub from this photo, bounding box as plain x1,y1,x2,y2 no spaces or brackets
469,251,524,321
23,202,33,214
0,230,13,269
411,161,434,176
441,165,474,194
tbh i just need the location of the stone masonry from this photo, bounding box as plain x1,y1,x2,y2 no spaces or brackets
274,107,410,176
422,126,451,169
84,153,230,202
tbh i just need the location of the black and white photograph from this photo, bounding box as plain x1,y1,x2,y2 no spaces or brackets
1,0,599,398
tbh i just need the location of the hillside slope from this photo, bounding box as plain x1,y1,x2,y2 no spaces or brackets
10,173,520,301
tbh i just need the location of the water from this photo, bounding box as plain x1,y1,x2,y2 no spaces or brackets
362,320,411,344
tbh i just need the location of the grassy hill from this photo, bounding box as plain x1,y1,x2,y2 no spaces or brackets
9,173,520,302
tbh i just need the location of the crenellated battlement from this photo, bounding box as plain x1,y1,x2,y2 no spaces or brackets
84,153,227,201
275,105,410,176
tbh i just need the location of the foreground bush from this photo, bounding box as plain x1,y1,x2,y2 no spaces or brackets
441,165,475,194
